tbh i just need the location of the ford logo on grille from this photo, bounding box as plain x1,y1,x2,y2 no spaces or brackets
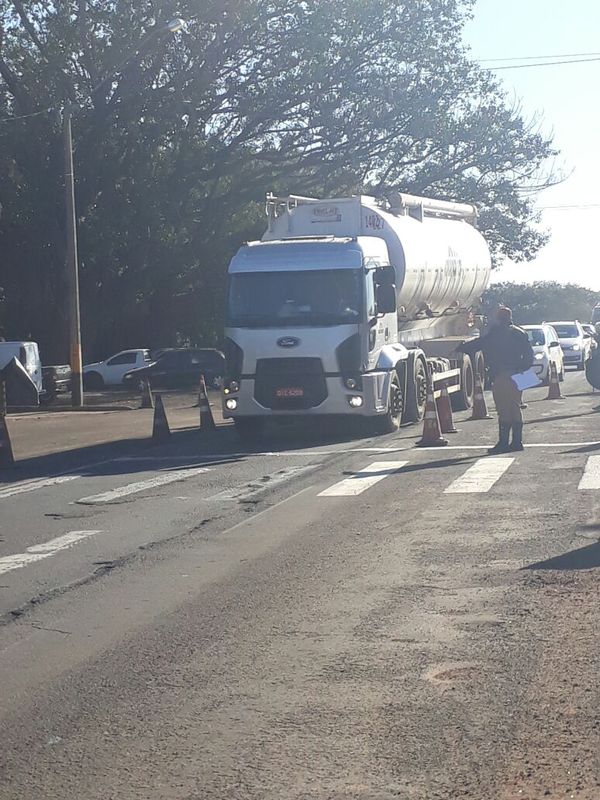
277,336,300,348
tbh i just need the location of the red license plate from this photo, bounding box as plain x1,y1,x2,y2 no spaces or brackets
276,387,304,398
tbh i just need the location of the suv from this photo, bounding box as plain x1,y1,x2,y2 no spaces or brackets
522,324,564,384
123,348,225,390
547,320,592,370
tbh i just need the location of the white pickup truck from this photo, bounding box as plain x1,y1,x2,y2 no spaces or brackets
83,349,151,389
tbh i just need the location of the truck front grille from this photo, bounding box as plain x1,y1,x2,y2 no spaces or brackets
254,358,328,410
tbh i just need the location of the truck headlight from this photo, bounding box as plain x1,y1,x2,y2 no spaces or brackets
572,344,580,351
225,398,238,410
534,353,544,360
348,395,363,408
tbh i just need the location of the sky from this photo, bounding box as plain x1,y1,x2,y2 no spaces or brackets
463,0,600,290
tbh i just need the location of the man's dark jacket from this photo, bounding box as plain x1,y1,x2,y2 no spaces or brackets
460,324,534,381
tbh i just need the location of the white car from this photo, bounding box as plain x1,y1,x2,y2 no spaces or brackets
522,324,564,383
547,320,592,371
83,349,151,389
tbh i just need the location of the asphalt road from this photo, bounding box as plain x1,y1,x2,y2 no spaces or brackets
0,370,599,799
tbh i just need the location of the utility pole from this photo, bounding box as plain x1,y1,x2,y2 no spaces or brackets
63,101,83,407
61,18,185,409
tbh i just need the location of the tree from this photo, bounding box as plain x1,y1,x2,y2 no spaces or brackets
0,0,559,361
482,282,600,325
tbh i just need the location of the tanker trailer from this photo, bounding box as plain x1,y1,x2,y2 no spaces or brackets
222,193,491,440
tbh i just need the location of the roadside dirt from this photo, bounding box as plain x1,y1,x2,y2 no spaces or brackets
496,566,600,799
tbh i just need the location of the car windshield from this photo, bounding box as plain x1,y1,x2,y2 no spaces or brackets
553,324,579,338
227,269,362,328
526,328,546,346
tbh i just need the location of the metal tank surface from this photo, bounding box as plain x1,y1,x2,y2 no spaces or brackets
263,194,491,327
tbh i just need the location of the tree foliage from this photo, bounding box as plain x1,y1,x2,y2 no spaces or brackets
0,0,559,361
482,282,600,326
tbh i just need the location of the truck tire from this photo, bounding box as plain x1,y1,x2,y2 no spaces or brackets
373,372,403,434
84,371,104,391
451,353,474,411
404,355,428,423
234,417,265,442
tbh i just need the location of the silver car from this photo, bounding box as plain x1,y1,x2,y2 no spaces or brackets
548,320,592,370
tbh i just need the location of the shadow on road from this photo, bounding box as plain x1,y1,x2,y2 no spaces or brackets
561,442,600,454
0,428,246,485
524,540,600,571
340,454,478,477
524,409,598,426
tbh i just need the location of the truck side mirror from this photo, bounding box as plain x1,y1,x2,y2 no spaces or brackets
376,283,397,315
376,265,396,286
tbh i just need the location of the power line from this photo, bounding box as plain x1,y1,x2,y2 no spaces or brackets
482,51,600,63
490,56,600,70
538,203,600,210
0,107,55,123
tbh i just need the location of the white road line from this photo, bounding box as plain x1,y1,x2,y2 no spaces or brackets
578,456,600,490
444,457,514,494
0,530,103,576
0,474,81,499
76,466,211,505
318,461,408,497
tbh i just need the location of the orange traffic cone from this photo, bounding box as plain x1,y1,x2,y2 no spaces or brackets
152,394,171,442
0,414,15,468
416,378,448,447
546,361,563,400
470,372,492,420
436,383,458,434
198,374,216,430
140,378,154,409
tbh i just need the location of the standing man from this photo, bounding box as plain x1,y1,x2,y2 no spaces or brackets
458,306,534,454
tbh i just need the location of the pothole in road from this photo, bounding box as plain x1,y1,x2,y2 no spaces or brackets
423,661,483,686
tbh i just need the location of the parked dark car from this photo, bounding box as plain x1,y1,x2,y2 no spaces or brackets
123,348,225,390
42,364,72,401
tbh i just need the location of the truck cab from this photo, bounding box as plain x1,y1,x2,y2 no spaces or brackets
224,237,403,437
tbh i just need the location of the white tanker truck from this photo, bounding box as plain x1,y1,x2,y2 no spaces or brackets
222,192,491,439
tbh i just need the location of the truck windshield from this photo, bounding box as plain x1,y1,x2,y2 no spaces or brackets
227,270,362,328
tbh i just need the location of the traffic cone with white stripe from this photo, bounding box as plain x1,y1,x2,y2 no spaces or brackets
140,378,154,409
416,377,448,447
436,383,458,434
198,374,216,430
470,372,492,420
546,361,563,400
152,394,171,443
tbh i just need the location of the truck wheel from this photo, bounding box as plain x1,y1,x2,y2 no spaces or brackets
84,372,104,391
404,357,427,423
451,354,474,411
234,417,265,442
373,373,403,434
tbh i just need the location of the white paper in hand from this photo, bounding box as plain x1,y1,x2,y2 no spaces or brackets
511,368,541,391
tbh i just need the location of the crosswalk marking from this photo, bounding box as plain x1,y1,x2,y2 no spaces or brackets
318,461,408,497
444,457,514,494
578,455,600,490
0,530,103,576
76,466,211,505
0,474,80,499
